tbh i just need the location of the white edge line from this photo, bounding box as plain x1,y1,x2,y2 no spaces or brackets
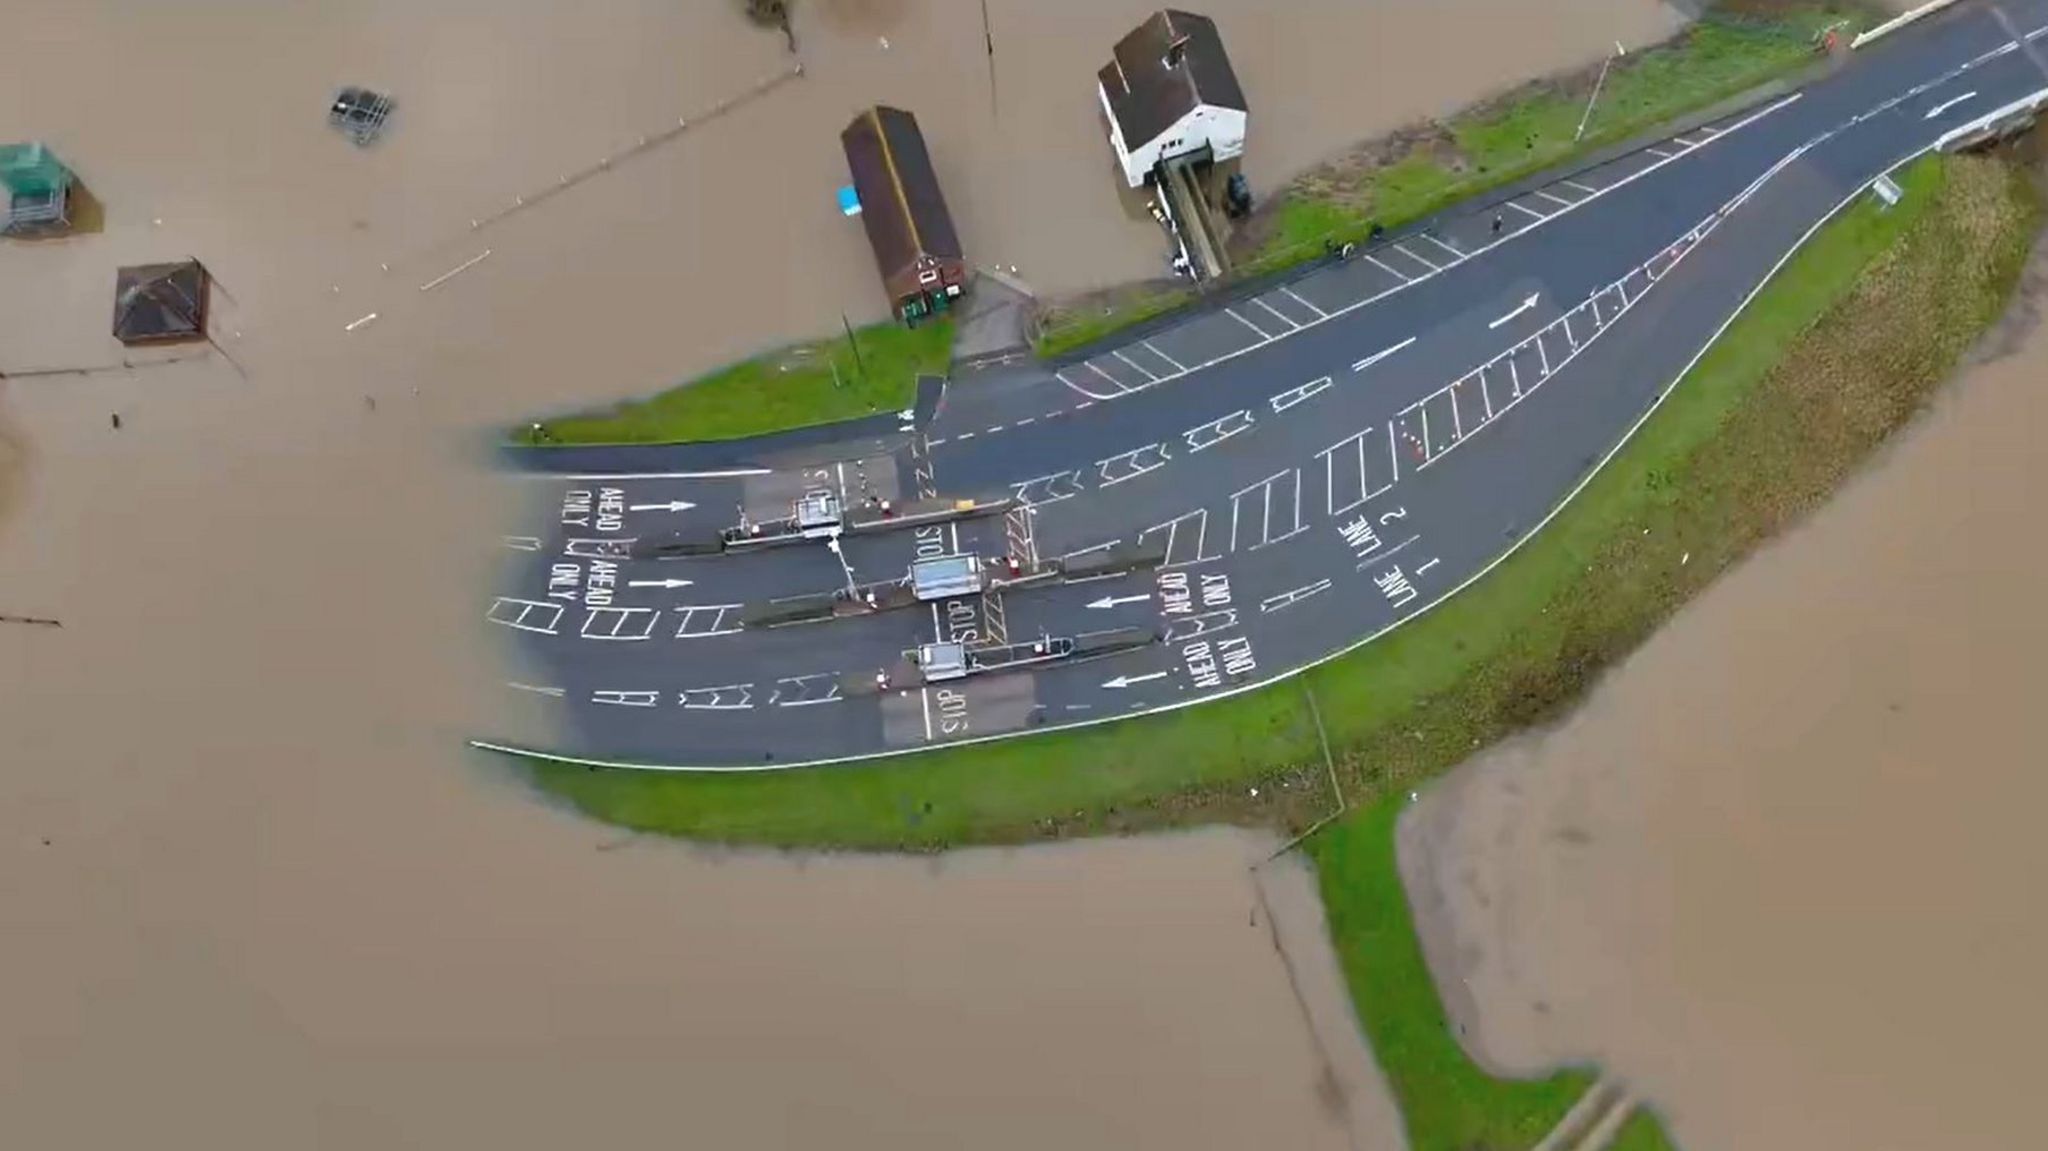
470,102,1932,775
516,468,771,481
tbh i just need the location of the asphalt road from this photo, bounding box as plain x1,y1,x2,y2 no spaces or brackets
482,1,2048,769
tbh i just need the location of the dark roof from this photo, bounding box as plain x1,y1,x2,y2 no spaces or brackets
1099,9,1246,149
112,261,209,345
841,106,963,286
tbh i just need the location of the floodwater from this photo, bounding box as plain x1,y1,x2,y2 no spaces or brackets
1402,239,2048,1147
2,1,1689,1147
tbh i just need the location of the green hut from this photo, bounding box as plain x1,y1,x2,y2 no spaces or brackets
0,142,74,237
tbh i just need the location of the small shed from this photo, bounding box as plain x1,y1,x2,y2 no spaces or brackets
1098,10,1247,188
1,142,75,236
112,260,211,346
841,106,966,324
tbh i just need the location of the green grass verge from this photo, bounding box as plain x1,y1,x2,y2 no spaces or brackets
529,150,2037,853
1309,796,1596,1151
1033,5,1863,357
1250,9,1860,268
526,319,952,445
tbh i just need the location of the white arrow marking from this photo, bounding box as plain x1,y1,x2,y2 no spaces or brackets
1488,293,1541,330
1087,593,1152,609
1103,671,1169,689
1925,91,1977,119
627,578,694,589
628,500,697,512
1353,336,1417,373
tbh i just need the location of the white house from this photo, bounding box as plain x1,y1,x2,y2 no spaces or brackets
1097,10,1247,189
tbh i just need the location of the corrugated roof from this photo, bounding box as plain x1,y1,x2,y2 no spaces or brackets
1101,10,1246,150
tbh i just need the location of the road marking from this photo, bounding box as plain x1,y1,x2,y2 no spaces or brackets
1423,233,1466,259
679,684,754,710
1097,443,1172,486
521,468,771,481
1925,90,1979,118
1488,292,1541,330
1112,348,1159,380
1449,383,1464,438
1103,671,1169,689
1672,134,1702,148
627,500,696,512
507,682,566,697
1250,297,1300,330
1270,375,1332,414
1055,367,1121,400
1536,189,1575,209
920,686,934,740
1394,242,1439,271
1537,333,1551,377
1143,340,1187,371
1562,312,1579,350
672,603,744,639
1014,416,1036,426
1087,593,1152,609
1259,579,1333,615
581,606,660,641
956,431,975,440
420,249,492,291
1184,408,1256,452
1506,200,1547,221
1353,335,1417,372
1480,368,1495,419
1563,179,1600,196
593,690,661,708
986,424,1005,434
488,597,564,635
502,535,542,551
627,578,693,589
1353,534,1421,573
1363,252,1410,281
1387,417,1401,482
1645,146,1674,159
1086,361,1131,391
1509,355,1522,396
1225,307,1272,339
1280,286,1327,317
1140,508,1217,568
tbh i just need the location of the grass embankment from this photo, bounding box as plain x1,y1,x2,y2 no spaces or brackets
1304,151,2034,1151
527,319,952,445
532,151,2038,854
1032,4,1863,359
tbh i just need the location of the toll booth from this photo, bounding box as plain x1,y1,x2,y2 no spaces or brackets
794,490,843,538
918,641,969,682
911,553,984,602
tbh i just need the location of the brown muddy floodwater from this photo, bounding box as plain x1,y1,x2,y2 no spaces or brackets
3,1,1684,1146
1402,249,2048,1147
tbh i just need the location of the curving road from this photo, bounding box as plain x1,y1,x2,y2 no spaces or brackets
480,1,2048,769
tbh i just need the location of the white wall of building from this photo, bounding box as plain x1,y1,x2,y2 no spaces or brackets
1098,86,1247,187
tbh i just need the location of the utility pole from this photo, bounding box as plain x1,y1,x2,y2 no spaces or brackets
841,313,866,379
981,0,998,121
1575,41,1626,142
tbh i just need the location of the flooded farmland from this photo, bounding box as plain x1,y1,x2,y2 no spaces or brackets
0,0,1753,1146
1401,242,2048,1149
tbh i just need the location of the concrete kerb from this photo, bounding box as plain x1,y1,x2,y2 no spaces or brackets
1853,0,1970,50
472,124,1935,774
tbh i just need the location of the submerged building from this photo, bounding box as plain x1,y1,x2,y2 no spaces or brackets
841,106,967,325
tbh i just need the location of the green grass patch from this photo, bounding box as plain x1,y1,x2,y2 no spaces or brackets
1033,284,1197,361
526,319,952,445
1309,796,1597,1151
529,152,2037,853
